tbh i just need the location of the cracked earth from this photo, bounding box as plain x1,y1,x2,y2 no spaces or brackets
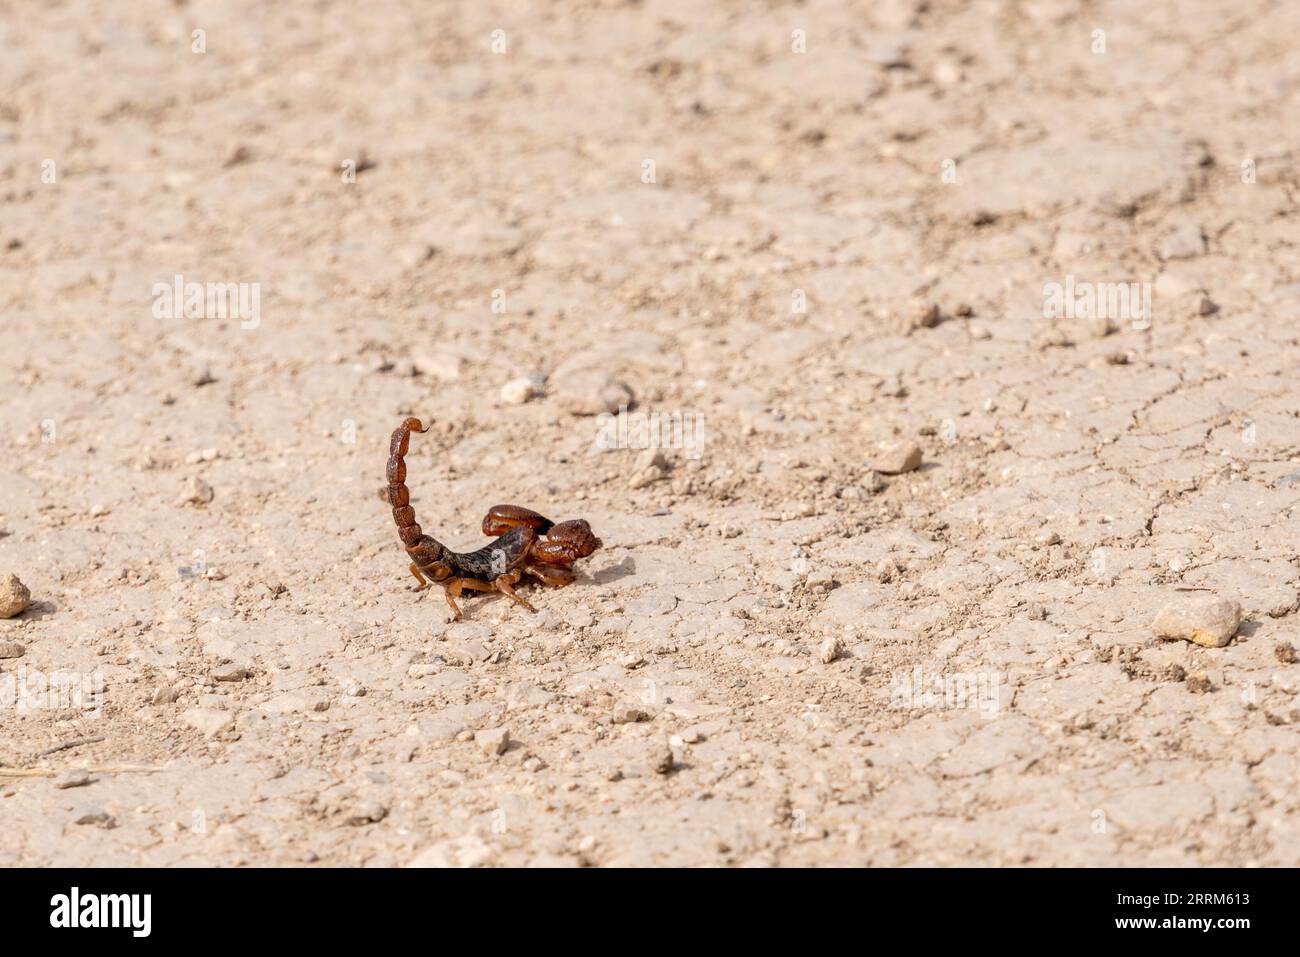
2,0,1300,866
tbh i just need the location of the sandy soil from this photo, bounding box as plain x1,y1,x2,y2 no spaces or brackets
2,0,1300,866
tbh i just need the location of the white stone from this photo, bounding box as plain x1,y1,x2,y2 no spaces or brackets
183,707,235,738
1159,225,1206,260
818,636,843,664
500,374,544,405
872,444,923,474
475,726,510,756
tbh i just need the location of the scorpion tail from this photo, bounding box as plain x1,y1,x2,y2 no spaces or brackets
386,418,446,564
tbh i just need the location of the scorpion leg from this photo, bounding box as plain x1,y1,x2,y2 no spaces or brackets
408,563,431,590
493,571,538,613
482,504,554,537
526,565,575,588
443,580,465,621
443,577,496,621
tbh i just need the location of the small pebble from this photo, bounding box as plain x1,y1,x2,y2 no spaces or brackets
1159,224,1206,260
1151,595,1243,648
184,447,220,464
628,465,668,490
818,635,843,664
0,640,26,658
55,770,92,790
1034,529,1061,546
650,741,675,775
346,800,388,826
476,727,510,756
0,574,30,618
500,374,545,405
1154,270,1204,299
909,301,942,329
179,477,214,506
932,58,962,85
871,444,923,475
635,448,670,472
612,703,650,724
74,807,116,828
1186,673,1213,694
557,371,633,416
1275,642,1298,664
397,244,434,269
182,707,235,738
415,352,463,381
806,571,836,592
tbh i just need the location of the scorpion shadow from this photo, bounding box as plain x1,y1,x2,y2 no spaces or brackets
592,557,636,586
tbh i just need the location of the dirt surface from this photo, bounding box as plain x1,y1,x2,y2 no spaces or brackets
2,0,1300,867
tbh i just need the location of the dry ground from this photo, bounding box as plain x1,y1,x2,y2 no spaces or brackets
2,0,1300,866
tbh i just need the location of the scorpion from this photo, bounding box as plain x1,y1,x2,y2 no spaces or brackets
386,417,602,621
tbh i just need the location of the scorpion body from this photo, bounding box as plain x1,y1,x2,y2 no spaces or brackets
386,417,601,620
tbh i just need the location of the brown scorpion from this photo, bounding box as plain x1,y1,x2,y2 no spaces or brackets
386,417,602,620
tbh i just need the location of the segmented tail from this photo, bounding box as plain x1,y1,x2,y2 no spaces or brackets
387,418,446,566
